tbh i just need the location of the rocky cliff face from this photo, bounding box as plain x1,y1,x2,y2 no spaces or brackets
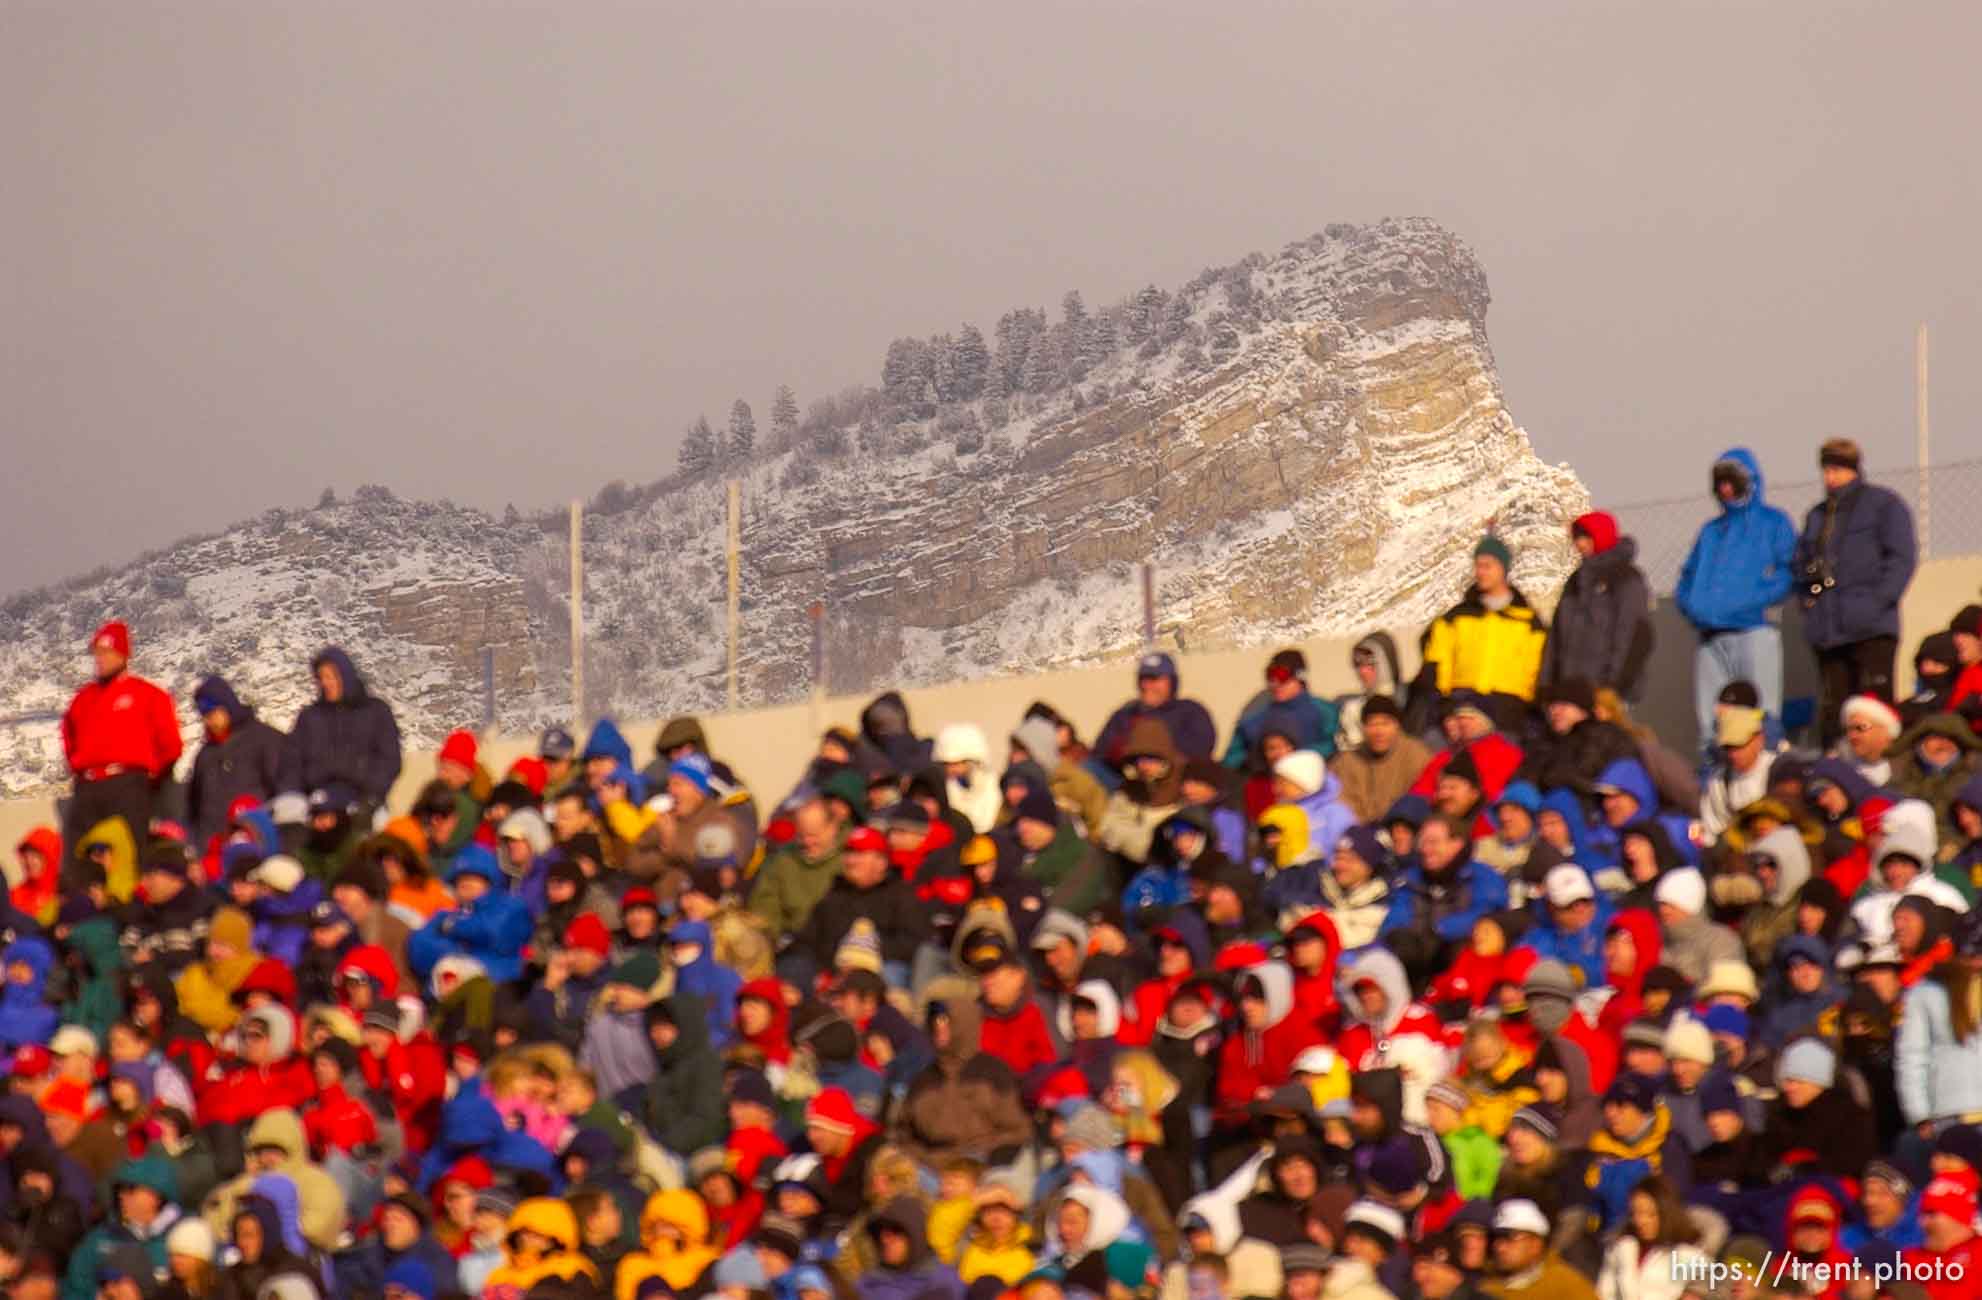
0,218,1586,796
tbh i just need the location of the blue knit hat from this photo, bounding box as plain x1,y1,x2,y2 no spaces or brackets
668,752,716,797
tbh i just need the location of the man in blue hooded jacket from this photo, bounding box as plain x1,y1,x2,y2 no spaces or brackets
1795,437,1917,747
407,845,533,986
1674,448,1797,758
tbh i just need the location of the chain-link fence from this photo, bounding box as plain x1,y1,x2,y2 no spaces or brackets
1611,456,1982,596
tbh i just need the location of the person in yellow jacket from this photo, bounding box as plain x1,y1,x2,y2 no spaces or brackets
956,1176,1038,1286
173,907,261,1035
482,1198,600,1300
615,1190,721,1300
1457,1018,1540,1139
1416,536,1549,728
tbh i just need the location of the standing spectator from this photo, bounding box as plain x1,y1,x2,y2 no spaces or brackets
1795,437,1917,746
1413,536,1549,732
1092,653,1217,766
1539,512,1653,704
1674,448,1797,758
61,622,182,862
282,648,402,814
1222,649,1339,769
184,678,288,851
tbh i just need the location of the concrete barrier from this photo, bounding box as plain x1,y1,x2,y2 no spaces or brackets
3,556,1977,858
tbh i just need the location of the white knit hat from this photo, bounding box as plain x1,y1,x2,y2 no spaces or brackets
1662,1016,1714,1066
249,854,306,894
166,1217,217,1262
1273,751,1326,797
1654,867,1707,916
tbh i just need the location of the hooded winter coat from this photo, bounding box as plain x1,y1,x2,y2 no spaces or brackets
202,1109,348,1251
895,989,1035,1166
1795,473,1917,649
856,1198,965,1300
61,1155,182,1300
1334,950,1452,1121
1012,716,1109,837
186,677,290,847
1333,632,1406,750
1585,758,1698,870
1886,713,1982,850
282,648,401,805
1540,517,1653,699
665,919,741,1047
614,1190,720,1300
407,849,532,986
1674,447,1797,634
1737,826,1814,970
1213,962,1323,1125
482,1198,600,1297
860,691,934,775
1095,717,1190,868
0,936,58,1051
414,1084,554,1194
641,993,727,1157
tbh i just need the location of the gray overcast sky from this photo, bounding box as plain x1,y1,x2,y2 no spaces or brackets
5,1,1978,596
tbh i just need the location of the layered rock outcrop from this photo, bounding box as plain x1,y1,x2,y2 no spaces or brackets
0,218,1586,795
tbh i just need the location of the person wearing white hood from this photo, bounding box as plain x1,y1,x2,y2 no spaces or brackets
1056,978,1123,1044
1849,800,1968,946
1162,1191,1284,1300
934,724,1002,835
1333,948,1451,1124
1047,1183,1144,1293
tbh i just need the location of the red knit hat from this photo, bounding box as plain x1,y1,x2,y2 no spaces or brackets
804,1087,864,1136
845,827,887,855
506,756,549,797
1571,512,1619,554
1921,1169,1980,1225
563,913,612,958
620,887,658,914
92,621,130,657
439,730,479,769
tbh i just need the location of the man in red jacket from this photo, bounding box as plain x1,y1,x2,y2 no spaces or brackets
197,1005,316,1125
964,929,1059,1085
61,620,182,860
1903,1169,1982,1300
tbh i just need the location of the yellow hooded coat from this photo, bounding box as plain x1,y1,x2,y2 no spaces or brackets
614,1191,720,1300
483,1198,600,1299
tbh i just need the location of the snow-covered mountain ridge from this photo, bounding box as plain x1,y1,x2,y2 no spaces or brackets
0,218,1587,796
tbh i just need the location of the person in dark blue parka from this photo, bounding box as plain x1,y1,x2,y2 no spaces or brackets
282,647,402,808
185,676,290,848
1795,438,1918,747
